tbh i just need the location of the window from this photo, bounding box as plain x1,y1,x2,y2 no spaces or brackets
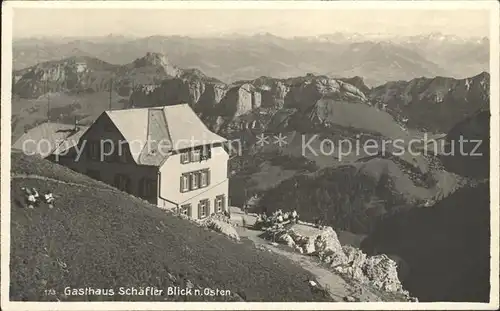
87,141,100,160
180,204,191,217
140,178,156,198
181,169,210,192
118,144,128,163
180,151,190,164
114,174,131,192
190,149,201,162
103,143,115,162
200,169,210,188
180,174,189,192
181,147,211,164
215,195,225,213
201,146,212,161
87,169,101,181
199,199,210,219
191,172,199,190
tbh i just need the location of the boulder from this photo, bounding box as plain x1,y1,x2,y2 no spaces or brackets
277,233,296,248
363,254,405,293
203,219,240,241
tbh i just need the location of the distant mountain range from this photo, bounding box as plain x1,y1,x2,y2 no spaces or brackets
13,32,489,87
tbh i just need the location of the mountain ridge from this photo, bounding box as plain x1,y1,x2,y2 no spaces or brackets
13,33,488,86
12,52,489,140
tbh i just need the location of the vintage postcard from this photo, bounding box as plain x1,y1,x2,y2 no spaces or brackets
1,0,499,310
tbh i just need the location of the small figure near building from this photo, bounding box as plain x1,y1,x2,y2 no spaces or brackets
43,192,55,209
21,187,39,209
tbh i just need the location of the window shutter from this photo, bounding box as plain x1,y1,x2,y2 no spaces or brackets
206,170,211,186
207,199,211,216
188,204,192,217
198,202,202,219
222,195,226,210
180,176,183,193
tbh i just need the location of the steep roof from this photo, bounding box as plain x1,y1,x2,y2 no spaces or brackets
105,104,227,166
12,122,89,158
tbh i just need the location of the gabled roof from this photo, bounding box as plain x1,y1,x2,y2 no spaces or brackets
12,122,89,158
105,104,227,166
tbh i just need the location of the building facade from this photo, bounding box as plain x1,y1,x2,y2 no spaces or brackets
53,104,229,219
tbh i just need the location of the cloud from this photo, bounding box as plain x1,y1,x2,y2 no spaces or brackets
13,8,490,38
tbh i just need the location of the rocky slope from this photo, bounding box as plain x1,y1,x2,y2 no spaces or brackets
13,52,191,99
370,72,490,133
263,225,416,301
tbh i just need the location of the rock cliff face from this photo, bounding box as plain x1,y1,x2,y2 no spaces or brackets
370,72,489,132
128,73,372,132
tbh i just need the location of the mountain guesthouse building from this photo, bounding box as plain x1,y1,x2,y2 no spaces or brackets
53,104,229,219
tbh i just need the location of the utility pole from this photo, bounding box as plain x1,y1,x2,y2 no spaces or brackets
46,80,51,123
130,80,135,108
109,77,113,111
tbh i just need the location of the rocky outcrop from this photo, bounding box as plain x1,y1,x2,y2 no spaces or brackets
128,76,228,112
218,83,262,117
13,53,196,99
128,73,371,132
266,225,415,300
132,52,180,77
338,76,371,94
12,56,118,98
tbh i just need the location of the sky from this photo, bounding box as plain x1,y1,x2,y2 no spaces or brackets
12,7,491,39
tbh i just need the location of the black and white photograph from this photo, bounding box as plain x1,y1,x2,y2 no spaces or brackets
1,0,498,310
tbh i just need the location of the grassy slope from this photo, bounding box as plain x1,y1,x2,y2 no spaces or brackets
10,153,331,302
